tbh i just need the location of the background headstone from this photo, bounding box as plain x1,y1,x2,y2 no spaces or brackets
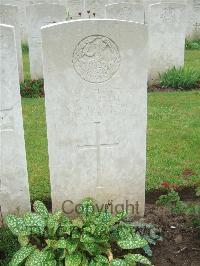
106,3,145,23
0,4,24,81
192,0,200,38
144,0,190,24
148,3,187,82
108,0,141,3
42,20,148,216
66,0,85,20
26,3,66,80
85,0,108,19
0,24,30,219
0,0,28,42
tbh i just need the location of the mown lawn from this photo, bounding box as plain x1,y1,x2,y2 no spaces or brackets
21,49,200,202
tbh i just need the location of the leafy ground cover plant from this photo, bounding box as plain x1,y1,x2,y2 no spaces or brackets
130,220,162,257
185,39,200,50
159,66,200,90
20,79,44,98
157,183,200,232
0,227,19,266
5,199,152,265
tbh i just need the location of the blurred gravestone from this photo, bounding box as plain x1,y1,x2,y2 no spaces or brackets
85,0,108,19
0,4,24,81
148,3,186,82
26,3,66,79
106,3,144,23
67,0,85,20
192,0,200,38
0,24,30,220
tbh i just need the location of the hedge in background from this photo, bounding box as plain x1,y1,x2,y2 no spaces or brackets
20,79,44,98
185,39,200,50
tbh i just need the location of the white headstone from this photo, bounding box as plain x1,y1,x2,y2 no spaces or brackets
193,0,200,38
0,0,28,43
108,0,141,3
67,0,85,20
0,24,30,219
0,4,24,82
106,3,145,23
26,3,66,80
85,0,108,19
42,20,148,216
144,0,189,24
148,3,187,82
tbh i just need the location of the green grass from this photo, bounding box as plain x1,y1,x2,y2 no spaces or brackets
22,98,50,201
20,49,200,201
147,91,200,190
22,92,200,200
185,50,200,71
22,48,30,80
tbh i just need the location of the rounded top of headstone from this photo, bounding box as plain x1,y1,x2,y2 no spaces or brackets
72,35,120,83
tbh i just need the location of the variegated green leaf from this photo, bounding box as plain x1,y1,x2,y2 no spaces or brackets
18,235,29,246
9,245,35,266
25,249,56,266
24,213,46,229
81,255,89,266
5,215,27,236
117,233,147,250
79,198,95,217
47,210,62,236
65,253,82,266
111,259,128,266
65,239,78,254
46,238,66,249
124,253,152,265
94,255,109,264
33,201,49,220
83,242,100,255
72,217,83,228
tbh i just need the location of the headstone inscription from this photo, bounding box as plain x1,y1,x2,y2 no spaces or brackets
42,19,148,216
26,3,66,79
0,24,31,220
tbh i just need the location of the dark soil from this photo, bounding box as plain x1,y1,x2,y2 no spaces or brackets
1,189,199,265
143,204,200,266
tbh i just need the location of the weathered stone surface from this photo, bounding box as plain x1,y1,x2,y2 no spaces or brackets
26,3,66,79
108,0,141,3
0,4,24,81
0,24,30,219
192,0,200,38
148,3,187,82
85,0,108,19
67,0,85,20
42,20,148,216
106,3,145,23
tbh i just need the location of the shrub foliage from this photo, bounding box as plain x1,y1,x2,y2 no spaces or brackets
185,39,200,50
5,199,152,265
159,67,200,90
20,79,44,98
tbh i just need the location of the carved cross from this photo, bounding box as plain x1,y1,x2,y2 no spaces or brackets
78,122,119,189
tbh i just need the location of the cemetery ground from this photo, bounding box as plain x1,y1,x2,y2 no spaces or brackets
1,48,200,265
21,48,200,202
